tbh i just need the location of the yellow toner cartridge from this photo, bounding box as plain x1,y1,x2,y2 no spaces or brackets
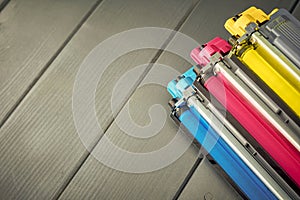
225,7,300,117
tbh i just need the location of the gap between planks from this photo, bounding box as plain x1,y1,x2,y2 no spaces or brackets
0,0,10,12
172,155,204,200
54,0,203,199
0,0,104,129
290,0,300,12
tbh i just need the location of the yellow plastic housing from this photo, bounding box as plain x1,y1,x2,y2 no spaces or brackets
225,6,278,37
234,36,300,117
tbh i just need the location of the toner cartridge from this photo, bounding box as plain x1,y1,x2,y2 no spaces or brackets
168,72,293,199
190,37,300,188
225,7,300,118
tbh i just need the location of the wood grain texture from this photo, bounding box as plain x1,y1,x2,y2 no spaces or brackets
292,1,300,19
178,158,242,200
0,0,296,199
0,0,98,124
58,19,203,199
59,1,296,199
0,0,199,199
60,83,201,199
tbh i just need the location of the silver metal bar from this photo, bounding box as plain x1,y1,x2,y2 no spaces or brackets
219,57,300,151
180,87,292,199
225,56,300,133
230,62,281,114
251,32,300,86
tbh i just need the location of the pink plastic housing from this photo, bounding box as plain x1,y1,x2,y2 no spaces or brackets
190,37,232,66
204,74,300,187
191,37,300,187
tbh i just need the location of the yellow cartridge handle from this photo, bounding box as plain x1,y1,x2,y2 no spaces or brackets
225,6,278,37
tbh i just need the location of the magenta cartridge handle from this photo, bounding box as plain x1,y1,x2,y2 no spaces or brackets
190,37,232,66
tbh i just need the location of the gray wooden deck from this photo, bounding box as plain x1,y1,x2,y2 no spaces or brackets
0,0,299,199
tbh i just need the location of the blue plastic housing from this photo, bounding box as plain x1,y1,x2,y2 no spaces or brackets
167,67,196,99
179,108,275,199
167,68,276,199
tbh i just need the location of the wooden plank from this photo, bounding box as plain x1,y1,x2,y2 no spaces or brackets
178,158,242,200
58,0,297,199
60,89,200,199
0,0,98,125
292,1,300,20
0,0,199,199
59,60,202,199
